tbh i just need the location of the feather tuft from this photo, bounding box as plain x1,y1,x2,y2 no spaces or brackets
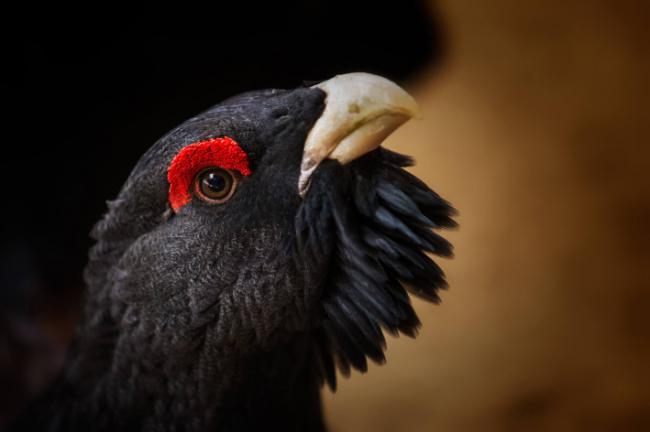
303,148,456,388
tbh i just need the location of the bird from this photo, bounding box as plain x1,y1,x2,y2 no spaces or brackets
10,72,456,431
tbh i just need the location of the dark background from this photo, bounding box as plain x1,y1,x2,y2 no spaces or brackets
0,0,441,426
1,0,439,302
3,1,650,431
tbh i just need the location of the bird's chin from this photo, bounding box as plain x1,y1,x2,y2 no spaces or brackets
298,72,419,197
294,145,455,387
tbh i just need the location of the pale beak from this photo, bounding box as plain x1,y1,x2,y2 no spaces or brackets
298,72,420,197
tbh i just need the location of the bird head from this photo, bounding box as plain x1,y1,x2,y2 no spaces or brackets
84,73,456,389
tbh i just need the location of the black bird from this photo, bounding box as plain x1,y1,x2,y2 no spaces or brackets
11,73,456,431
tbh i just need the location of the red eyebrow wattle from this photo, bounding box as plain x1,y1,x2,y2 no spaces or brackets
167,136,251,212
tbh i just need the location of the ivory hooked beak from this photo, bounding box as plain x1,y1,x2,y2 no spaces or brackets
298,72,420,197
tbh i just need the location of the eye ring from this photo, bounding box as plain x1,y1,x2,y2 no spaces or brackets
194,167,238,204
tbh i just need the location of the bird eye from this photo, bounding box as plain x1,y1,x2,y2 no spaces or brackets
194,168,237,204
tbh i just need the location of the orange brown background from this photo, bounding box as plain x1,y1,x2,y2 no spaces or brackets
324,1,650,430
2,1,649,430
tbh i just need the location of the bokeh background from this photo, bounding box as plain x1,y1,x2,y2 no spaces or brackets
1,1,649,430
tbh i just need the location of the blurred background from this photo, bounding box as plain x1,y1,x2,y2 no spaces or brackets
1,0,649,430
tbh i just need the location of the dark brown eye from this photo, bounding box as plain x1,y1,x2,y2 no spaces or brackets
194,168,237,204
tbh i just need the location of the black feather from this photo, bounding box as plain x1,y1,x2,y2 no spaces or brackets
308,148,456,385
12,81,455,431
